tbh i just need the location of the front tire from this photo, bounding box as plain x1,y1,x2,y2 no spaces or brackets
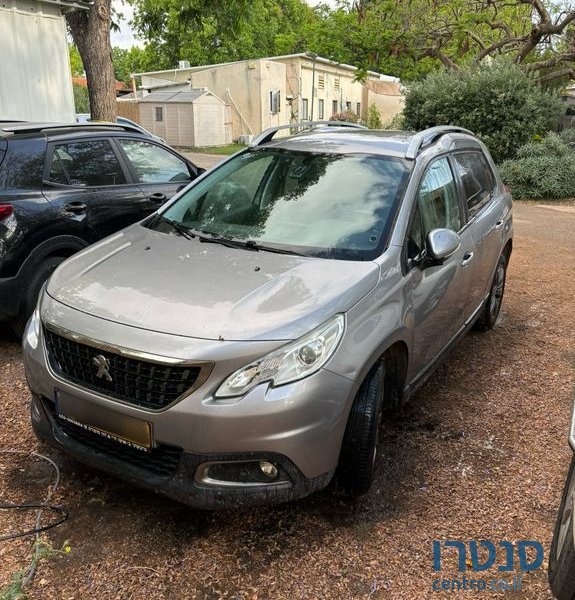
11,256,64,337
476,253,507,330
337,361,385,496
549,455,575,600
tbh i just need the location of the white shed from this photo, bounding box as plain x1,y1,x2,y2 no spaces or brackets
139,87,230,147
0,0,79,122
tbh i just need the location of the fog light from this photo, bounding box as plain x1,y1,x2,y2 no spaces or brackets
259,461,278,479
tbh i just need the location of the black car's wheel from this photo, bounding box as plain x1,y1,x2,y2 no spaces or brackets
12,256,64,337
337,361,385,496
549,456,575,600
476,253,507,331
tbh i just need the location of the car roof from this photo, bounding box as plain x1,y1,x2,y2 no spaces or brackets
253,124,483,160
0,121,147,140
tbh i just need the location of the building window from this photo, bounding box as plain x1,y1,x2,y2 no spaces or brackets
270,90,281,114
332,100,338,116
334,78,340,91
318,74,325,90
356,102,361,116
318,99,324,120
302,98,309,120
155,106,163,122
346,101,352,111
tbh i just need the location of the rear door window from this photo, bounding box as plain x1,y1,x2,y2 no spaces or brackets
452,152,496,216
49,139,126,186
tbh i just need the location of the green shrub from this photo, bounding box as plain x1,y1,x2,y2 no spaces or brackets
73,83,90,113
403,61,563,163
499,133,575,199
367,103,382,129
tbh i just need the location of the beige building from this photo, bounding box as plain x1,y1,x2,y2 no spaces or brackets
132,54,403,142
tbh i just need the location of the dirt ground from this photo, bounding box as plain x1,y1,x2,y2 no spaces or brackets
0,201,574,600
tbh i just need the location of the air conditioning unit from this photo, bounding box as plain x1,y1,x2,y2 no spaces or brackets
178,60,191,69
239,135,254,145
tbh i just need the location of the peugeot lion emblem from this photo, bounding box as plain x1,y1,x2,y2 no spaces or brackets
92,354,112,382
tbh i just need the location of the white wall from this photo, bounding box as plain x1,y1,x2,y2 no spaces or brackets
0,0,75,122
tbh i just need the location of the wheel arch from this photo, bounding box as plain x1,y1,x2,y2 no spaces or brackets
18,235,88,279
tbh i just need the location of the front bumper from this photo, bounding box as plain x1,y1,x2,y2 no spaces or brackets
31,394,333,509
23,310,358,508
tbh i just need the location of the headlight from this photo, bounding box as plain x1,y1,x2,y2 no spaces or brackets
215,314,345,398
24,282,47,350
25,306,41,350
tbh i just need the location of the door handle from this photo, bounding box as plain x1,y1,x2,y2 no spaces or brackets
461,251,474,267
148,192,168,203
495,219,504,230
63,201,87,214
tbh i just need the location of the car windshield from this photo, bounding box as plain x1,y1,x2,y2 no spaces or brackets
159,148,411,260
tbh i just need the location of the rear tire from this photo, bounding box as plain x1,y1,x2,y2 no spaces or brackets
337,361,385,496
549,456,575,600
476,253,507,331
11,257,64,337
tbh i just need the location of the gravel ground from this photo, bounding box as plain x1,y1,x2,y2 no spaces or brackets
0,201,574,599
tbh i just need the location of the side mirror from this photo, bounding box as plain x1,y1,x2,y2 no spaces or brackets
426,228,460,262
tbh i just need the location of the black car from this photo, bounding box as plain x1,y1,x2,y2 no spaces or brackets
0,122,203,335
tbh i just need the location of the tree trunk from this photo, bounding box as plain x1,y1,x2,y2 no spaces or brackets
66,0,116,121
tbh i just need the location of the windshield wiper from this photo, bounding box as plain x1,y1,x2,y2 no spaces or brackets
246,241,307,256
199,234,306,256
158,216,196,240
198,233,259,251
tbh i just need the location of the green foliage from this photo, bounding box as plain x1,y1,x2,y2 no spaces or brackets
0,540,71,600
403,61,563,163
382,112,405,130
130,0,314,68
73,84,90,113
499,133,575,199
367,103,382,129
68,44,84,77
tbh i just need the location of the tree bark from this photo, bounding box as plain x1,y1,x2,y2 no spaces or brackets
66,0,116,121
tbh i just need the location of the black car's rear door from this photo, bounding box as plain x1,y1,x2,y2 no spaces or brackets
42,137,147,242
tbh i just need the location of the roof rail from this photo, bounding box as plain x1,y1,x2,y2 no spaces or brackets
405,126,474,160
250,120,367,147
0,122,144,136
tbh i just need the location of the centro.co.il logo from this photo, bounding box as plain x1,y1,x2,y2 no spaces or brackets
432,539,544,592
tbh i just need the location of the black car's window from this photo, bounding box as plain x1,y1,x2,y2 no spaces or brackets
49,140,126,186
118,139,192,184
0,138,45,189
452,152,495,215
417,157,461,233
160,149,411,260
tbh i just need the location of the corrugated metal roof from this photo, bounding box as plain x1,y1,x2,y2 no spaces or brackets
140,88,208,103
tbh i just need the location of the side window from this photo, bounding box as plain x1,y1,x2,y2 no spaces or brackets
452,152,495,215
49,140,126,186
118,139,192,184
418,157,461,234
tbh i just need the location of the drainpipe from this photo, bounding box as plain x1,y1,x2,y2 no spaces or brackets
308,52,317,121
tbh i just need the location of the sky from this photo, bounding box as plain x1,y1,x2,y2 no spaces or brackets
110,0,337,49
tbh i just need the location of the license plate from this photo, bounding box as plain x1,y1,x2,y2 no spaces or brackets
55,389,153,451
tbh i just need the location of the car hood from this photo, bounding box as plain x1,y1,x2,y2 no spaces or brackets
47,225,379,341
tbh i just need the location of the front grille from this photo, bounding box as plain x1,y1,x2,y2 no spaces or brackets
53,410,182,477
44,328,201,410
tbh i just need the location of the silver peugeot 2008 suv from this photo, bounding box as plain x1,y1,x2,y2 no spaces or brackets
23,123,513,509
